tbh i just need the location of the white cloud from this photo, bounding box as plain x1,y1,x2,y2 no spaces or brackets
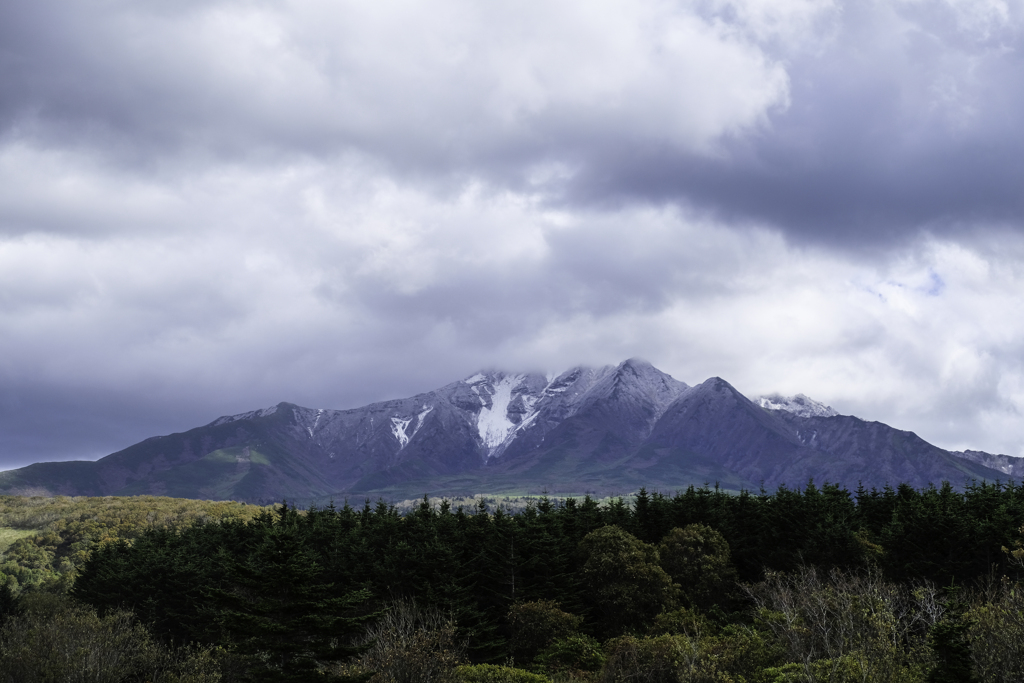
692,0,841,51
899,0,1020,40
3,0,796,167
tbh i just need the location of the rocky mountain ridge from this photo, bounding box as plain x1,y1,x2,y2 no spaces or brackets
0,359,1016,502
950,449,1024,478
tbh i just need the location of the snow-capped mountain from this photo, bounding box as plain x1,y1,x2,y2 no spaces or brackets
252,359,688,481
0,360,1009,502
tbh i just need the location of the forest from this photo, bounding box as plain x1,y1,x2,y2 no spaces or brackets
2,481,1024,682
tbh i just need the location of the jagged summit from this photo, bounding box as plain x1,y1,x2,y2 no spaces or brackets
951,450,1024,478
453,359,688,462
758,393,839,418
0,360,1009,502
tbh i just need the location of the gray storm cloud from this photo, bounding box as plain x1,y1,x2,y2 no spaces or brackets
1,0,1024,468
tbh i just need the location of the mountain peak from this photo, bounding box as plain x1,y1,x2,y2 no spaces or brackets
209,404,281,427
618,357,653,371
609,357,685,386
690,376,735,393
463,369,508,384
758,393,839,418
599,358,689,409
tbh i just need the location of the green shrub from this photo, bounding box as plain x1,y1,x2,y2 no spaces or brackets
535,634,605,677
651,624,785,683
649,607,712,637
967,579,1024,682
342,600,465,683
507,600,582,665
455,663,549,682
747,567,934,683
757,662,806,682
599,634,736,683
0,593,220,683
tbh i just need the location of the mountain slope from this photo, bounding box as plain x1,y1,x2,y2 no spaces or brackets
0,359,1010,501
628,377,831,490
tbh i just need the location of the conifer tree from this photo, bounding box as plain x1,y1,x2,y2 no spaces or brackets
927,592,977,683
210,505,376,682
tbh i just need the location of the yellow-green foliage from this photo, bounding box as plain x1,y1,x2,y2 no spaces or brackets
454,664,550,683
648,607,713,638
748,567,934,683
600,634,718,683
967,579,1024,683
1001,524,1024,567
0,495,269,592
0,528,35,553
599,627,784,683
535,635,605,678
341,599,466,683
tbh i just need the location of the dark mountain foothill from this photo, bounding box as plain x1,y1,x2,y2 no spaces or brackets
0,359,1015,502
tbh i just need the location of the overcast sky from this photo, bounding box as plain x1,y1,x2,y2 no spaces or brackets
2,0,1024,470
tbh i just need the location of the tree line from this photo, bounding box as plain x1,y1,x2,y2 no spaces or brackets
2,481,1024,681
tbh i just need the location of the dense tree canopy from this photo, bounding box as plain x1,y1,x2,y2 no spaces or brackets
577,525,674,636
657,524,737,612
1,480,1023,680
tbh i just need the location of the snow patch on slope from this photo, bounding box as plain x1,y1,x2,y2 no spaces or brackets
307,409,324,438
758,394,839,418
391,416,413,448
478,375,525,454
411,405,433,439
